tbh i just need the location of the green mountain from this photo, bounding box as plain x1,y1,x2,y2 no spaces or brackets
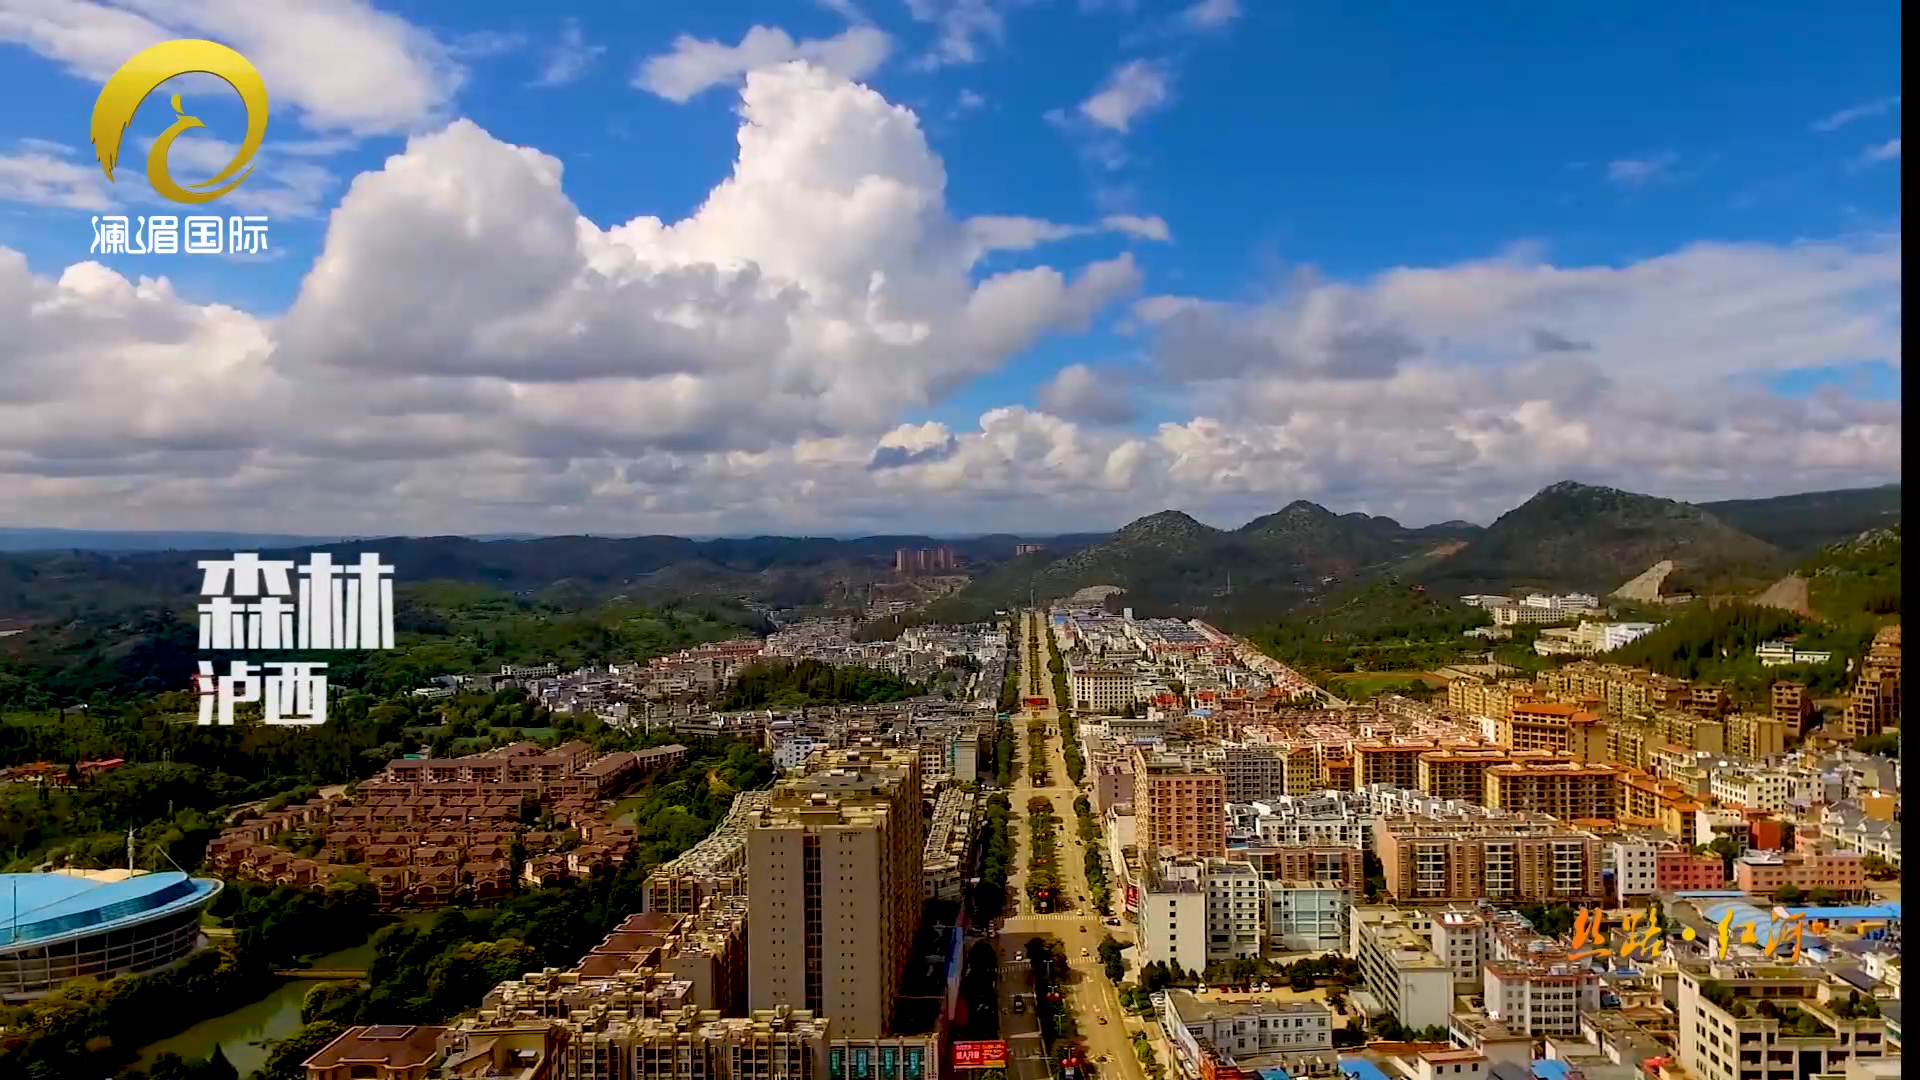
1697,484,1903,555
932,501,1459,623
940,480,1896,621
1420,481,1785,593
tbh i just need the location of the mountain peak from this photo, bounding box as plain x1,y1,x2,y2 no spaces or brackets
1116,510,1212,539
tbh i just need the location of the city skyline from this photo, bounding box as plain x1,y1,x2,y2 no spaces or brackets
0,1,1901,537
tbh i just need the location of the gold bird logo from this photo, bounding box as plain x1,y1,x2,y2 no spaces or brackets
91,39,270,205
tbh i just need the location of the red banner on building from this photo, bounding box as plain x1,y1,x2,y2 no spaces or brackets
953,1042,1010,1069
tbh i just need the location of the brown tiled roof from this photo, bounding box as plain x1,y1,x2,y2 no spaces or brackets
303,1024,448,1070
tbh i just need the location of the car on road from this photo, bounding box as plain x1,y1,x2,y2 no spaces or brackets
1098,1017,1108,1025
1081,948,1090,957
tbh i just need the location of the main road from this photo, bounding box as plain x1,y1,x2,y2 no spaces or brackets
989,610,1151,1080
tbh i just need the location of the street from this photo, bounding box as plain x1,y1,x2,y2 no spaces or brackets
987,610,1154,1080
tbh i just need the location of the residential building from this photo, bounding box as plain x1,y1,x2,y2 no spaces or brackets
302,1025,449,1080
1844,625,1902,740
1233,844,1366,890
1416,748,1572,805
1354,739,1439,792
1656,848,1726,891
1446,677,1538,724
1675,959,1892,1080
1610,839,1660,905
1709,767,1820,814
1770,681,1816,735
1539,662,1690,720
644,791,767,915
1820,801,1900,868
1202,744,1291,803
1484,959,1595,1037
1429,908,1488,992
1756,641,1835,667
745,747,925,1038
1069,660,1138,713
1136,858,1207,975
1350,905,1453,1031
1501,702,1599,754
1731,851,1864,896
1205,860,1267,961
1160,990,1334,1058
1726,713,1788,760
1372,815,1605,904
1228,792,1372,850
1135,749,1227,859
1483,762,1622,821
1266,881,1350,952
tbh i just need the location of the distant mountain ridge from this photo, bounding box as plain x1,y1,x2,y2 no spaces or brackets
933,481,1899,622
0,482,1896,624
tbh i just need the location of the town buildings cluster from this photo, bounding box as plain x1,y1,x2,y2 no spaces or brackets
264,605,1898,1080
206,741,688,907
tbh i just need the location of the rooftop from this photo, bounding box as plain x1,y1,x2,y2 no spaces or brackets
0,870,220,947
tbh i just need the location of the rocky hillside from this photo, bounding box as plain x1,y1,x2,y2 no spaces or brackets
1419,481,1785,594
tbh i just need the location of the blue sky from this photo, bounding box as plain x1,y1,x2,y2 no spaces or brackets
0,0,1902,535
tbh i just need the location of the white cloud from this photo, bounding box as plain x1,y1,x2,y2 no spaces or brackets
1038,363,1140,424
1812,95,1901,133
636,24,891,102
536,18,605,86
1102,213,1170,241
1079,59,1170,133
0,144,112,209
1606,153,1677,189
1179,0,1240,30
1858,137,1901,165
956,88,986,110
0,61,1900,537
904,0,1005,68
0,0,464,136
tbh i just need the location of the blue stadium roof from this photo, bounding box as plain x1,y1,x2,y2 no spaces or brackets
1699,900,1793,941
0,872,220,947
1780,903,1902,921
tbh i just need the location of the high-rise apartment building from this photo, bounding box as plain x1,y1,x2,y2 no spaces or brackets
1371,816,1604,905
1844,625,1901,740
1770,680,1816,734
1482,763,1622,821
746,747,925,1038
1501,702,1592,753
1134,749,1227,858
1199,743,1289,803
1417,748,1572,805
1726,712,1788,759
1676,960,1891,1080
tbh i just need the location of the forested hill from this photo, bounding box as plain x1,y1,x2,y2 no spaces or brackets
718,658,923,710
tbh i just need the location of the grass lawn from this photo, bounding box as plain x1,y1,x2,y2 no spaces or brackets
1326,671,1445,700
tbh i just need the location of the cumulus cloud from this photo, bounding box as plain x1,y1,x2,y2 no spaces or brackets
636,24,891,101
1039,363,1141,425
0,59,1900,537
1079,59,1171,133
0,0,463,136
